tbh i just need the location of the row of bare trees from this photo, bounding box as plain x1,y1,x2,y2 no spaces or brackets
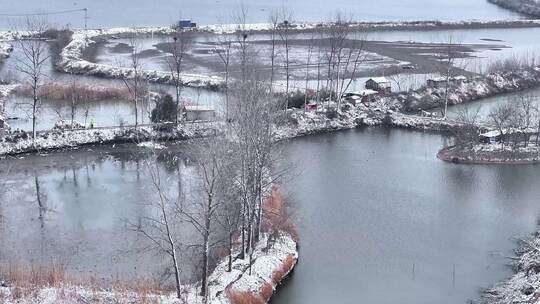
488,94,540,148
454,93,540,149
213,10,368,113
130,32,285,302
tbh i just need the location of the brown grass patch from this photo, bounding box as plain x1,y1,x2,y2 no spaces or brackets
0,263,169,303
0,263,68,287
262,187,299,242
271,255,295,286
15,82,131,102
259,283,274,302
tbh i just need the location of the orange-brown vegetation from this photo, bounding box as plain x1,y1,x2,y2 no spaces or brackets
259,283,274,302
228,289,265,304
271,255,295,286
15,82,131,101
262,187,299,242
0,263,168,303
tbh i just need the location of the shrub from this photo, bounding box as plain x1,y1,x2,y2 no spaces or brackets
262,188,299,242
287,90,307,109
271,255,295,285
259,283,274,302
151,94,177,123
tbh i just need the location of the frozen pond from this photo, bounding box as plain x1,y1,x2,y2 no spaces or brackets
0,0,523,30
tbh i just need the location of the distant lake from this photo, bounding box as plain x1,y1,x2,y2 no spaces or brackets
0,0,523,30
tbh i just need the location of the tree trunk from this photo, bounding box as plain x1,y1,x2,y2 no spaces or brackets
228,232,233,272
201,196,212,302
32,83,38,140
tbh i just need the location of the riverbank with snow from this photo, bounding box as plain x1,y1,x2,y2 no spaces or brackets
399,68,540,112
56,29,224,89
437,144,540,164
479,228,540,304
0,231,298,304
0,122,219,157
488,0,540,18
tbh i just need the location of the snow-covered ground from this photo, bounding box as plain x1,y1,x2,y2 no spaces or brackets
402,68,540,112
57,29,224,89
438,143,540,164
0,84,19,129
0,43,13,61
480,229,540,304
0,232,298,304
0,121,220,156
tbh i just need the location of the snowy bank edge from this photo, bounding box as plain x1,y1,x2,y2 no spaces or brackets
0,232,299,304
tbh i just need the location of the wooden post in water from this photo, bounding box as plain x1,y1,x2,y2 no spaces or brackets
452,263,456,287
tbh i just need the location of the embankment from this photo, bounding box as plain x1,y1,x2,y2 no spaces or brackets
437,144,540,164
400,68,540,112
479,228,540,304
0,122,219,156
488,0,540,18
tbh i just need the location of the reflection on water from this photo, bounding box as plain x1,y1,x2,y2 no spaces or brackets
1,129,540,303
0,145,201,285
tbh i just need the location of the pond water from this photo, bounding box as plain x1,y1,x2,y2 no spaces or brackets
1,128,540,303
272,128,540,304
439,86,540,122
0,41,223,131
0,145,202,285
0,0,523,30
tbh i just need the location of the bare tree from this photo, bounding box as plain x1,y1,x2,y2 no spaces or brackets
320,13,367,108
268,10,280,91
439,34,461,119
126,159,184,300
164,30,191,124
489,102,517,149
514,93,538,147
215,31,233,121
217,186,242,272
228,69,282,272
304,33,315,111
276,8,294,100
121,34,147,129
15,17,50,139
183,137,232,302
454,106,482,148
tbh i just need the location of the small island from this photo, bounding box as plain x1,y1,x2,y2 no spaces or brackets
438,100,540,164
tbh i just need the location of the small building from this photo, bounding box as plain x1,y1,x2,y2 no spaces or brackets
184,105,215,121
427,75,467,88
479,130,502,144
479,128,537,144
304,102,318,112
365,77,391,93
342,89,379,105
178,20,196,29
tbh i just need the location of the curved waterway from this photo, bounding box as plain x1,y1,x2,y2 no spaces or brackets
1,128,540,303
272,128,540,304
